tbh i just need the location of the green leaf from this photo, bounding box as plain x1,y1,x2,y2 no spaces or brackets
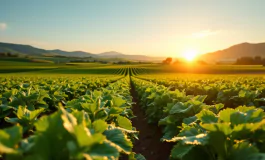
112,97,127,107
230,107,264,125
242,108,264,123
93,120,108,133
72,110,91,128
230,111,249,125
34,114,50,132
231,120,265,139
134,154,146,160
228,142,259,160
171,143,194,159
166,125,208,145
61,107,77,134
209,103,224,114
16,105,44,121
74,124,105,148
219,108,236,123
161,125,179,140
238,90,247,98
81,103,97,114
215,103,224,111
159,115,179,126
208,131,227,158
87,141,119,159
0,126,22,154
196,109,218,124
29,108,45,121
202,123,232,136
32,110,75,159
182,145,210,160
117,116,132,130
192,95,207,102
169,102,190,114
17,106,25,119
5,117,20,124
236,106,256,112
109,107,124,115
93,90,102,98
167,133,208,145
61,107,106,148
128,152,146,160
183,116,198,125
95,109,108,121
104,129,133,154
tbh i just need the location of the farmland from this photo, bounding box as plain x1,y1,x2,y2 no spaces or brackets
1,61,265,160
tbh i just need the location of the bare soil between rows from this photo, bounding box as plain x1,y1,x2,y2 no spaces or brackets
129,79,173,160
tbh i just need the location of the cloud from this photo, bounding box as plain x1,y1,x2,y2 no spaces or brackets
0,23,7,31
191,30,220,39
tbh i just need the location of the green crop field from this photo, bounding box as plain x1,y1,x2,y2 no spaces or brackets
2,0,265,159
1,61,265,160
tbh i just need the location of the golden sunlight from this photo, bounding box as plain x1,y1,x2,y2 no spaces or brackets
182,49,199,62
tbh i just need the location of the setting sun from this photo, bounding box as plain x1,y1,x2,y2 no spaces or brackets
182,49,199,62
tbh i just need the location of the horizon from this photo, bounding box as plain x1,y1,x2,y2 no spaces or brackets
1,40,265,59
1,0,265,58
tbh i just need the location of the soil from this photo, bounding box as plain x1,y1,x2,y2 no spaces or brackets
129,79,173,160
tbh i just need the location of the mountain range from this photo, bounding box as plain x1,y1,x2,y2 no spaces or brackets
0,42,163,61
1,41,265,62
199,42,265,62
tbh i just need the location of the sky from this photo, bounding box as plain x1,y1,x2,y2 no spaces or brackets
1,0,265,57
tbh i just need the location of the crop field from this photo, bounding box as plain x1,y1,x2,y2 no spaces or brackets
1,62,265,160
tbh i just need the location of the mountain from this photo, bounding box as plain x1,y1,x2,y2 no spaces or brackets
0,42,164,61
96,51,161,61
200,42,265,62
0,42,54,56
97,51,125,56
49,49,94,57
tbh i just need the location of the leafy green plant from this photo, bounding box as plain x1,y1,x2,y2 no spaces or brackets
5,106,45,132
0,76,143,160
167,106,265,160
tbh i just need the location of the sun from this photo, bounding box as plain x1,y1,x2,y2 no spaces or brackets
182,49,199,62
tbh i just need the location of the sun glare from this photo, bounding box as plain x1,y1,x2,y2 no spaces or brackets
182,49,199,62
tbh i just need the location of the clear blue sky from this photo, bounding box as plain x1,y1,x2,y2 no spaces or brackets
1,0,265,57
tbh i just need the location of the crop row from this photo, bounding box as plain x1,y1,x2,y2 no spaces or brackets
136,75,265,109
131,76,265,160
0,76,145,160
114,67,147,76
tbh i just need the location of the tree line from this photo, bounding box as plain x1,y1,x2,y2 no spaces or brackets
235,56,265,65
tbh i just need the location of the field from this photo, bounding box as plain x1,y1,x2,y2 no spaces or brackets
1,60,265,160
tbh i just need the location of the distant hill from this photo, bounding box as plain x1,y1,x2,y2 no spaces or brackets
0,42,164,61
200,42,265,62
49,49,94,57
97,51,125,56
96,51,161,61
0,42,54,56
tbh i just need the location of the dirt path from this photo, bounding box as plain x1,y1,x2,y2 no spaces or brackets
130,79,173,160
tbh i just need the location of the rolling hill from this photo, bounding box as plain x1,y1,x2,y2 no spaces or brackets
97,51,125,57
2,41,265,63
0,42,53,56
0,42,164,61
49,49,94,57
200,42,265,62
96,51,161,61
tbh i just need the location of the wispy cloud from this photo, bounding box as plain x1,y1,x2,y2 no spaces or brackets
0,23,7,31
191,29,220,39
